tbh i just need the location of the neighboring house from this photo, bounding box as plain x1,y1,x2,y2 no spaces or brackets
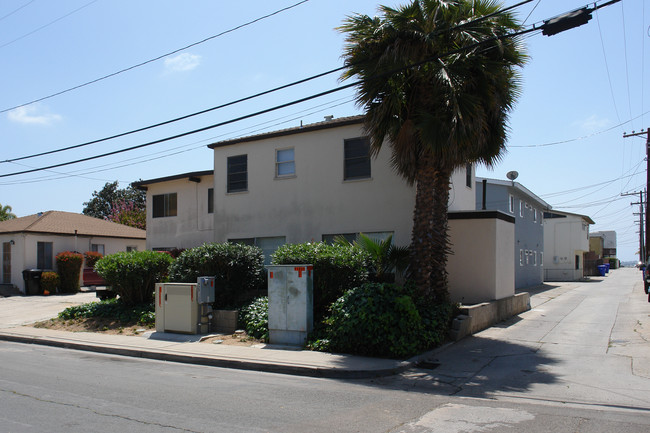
475,177,550,289
543,210,595,281
207,115,476,261
0,211,146,294
133,170,214,251
590,230,617,258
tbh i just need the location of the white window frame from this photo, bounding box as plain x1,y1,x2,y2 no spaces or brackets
519,249,524,266
275,148,295,178
509,195,515,213
520,201,524,217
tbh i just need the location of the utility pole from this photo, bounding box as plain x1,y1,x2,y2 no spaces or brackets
623,128,649,263
622,191,645,263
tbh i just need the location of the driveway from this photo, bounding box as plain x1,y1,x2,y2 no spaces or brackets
0,292,97,328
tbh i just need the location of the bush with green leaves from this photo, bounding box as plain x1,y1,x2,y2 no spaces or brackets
239,296,268,341
58,298,155,327
318,282,451,358
94,251,173,306
55,251,83,293
40,271,59,294
271,242,369,322
167,242,265,307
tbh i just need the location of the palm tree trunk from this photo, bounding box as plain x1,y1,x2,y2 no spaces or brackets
411,152,451,305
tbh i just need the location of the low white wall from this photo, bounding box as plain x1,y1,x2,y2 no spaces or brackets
447,211,515,304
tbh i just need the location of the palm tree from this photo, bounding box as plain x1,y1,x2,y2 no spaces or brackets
0,203,16,221
339,0,526,304
336,233,410,282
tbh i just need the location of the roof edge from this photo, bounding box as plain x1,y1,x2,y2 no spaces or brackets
208,115,365,149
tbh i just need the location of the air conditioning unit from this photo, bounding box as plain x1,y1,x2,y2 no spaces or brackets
155,277,216,334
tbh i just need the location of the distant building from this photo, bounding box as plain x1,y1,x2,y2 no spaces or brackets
543,210,595,281
589,230,617,258
0,211,146,294
476,177,550,289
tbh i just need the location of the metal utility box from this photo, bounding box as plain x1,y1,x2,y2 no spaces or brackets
155,277,215,334
267,265,313,345
197,276,216,304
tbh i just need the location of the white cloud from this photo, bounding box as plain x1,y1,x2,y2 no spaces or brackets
164,53,201,72
7,105,62,125
573,114,610,132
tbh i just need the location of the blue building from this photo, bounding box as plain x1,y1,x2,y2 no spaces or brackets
476,178,551,289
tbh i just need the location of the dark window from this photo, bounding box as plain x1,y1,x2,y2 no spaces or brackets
466,163,472,188
208,188,214,214
227,155,248,193
152,193,177,218
37,242,53,269
344,137,371,180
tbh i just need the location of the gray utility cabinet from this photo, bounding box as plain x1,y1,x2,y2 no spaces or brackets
155,277,215,334
267,265,314,345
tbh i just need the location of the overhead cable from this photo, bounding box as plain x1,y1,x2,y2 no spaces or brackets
0,0,310,114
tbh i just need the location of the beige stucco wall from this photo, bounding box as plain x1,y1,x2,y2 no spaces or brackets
1,233,145,294
144,174,214,250
212,122,475,248
544,215,590,281
447,213,515,304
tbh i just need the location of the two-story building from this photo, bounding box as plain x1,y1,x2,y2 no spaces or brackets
543,210,595,281
475,177,550,289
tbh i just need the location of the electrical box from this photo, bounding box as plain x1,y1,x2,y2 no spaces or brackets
155,280,213,334
197,276,216,304
267,265,313,345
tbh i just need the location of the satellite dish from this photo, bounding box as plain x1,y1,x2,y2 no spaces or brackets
506,171,519,181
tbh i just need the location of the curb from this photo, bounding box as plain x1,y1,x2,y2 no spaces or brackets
0,332,413,379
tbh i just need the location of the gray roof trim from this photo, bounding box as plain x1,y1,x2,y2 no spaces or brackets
208,115,365,149
476,177,551,209
133,170,213,188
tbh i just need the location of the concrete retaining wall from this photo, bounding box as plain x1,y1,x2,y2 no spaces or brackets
449,292,531,341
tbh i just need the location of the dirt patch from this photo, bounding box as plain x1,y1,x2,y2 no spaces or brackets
32,317,262,346
33,317,153,336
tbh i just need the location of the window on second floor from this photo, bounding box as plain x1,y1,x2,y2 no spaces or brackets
227,154,248,193
208,188,214,214
344,137,371,180
153,193,177,218
465,163,472,188
509,195,515,213
276,148,295,178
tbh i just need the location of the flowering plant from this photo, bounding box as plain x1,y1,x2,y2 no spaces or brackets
106,199,146,230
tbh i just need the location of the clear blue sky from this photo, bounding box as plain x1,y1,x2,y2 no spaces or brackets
1,0,648,261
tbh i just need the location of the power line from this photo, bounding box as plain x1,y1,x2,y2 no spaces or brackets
2,0,535,164
0,0,310,114
510,110,650,148
0,0,619,178
0,0,100,50
0,0,36,23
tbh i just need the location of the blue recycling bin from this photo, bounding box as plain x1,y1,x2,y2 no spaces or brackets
597,265,607,277
604,263,610,273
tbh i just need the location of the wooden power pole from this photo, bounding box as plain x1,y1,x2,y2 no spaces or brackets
623,128,650,262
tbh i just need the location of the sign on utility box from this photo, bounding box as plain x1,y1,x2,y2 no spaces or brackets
267,265,313,346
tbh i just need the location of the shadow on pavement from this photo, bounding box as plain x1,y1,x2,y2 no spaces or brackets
357,336,559,399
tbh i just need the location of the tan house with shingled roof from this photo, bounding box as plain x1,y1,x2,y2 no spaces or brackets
0,211,146,294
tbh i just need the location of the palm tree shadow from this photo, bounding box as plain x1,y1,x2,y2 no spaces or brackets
359,336,559,399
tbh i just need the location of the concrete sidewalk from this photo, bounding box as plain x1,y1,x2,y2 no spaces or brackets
0,291,421,379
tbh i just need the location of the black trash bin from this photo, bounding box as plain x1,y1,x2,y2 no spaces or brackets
22,269,43,296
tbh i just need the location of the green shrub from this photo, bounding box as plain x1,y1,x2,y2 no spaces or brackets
167,243,265,308
58,298,155,327
55,251,83,293
239,296,269,341
319,283,451,359
271,242,369,322
94,251,173,306
40,271,59,294
84,251,103,268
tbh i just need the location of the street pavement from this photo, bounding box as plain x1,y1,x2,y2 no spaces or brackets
1,268,649,388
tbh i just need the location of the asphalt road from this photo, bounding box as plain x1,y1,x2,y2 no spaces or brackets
1,268,649,432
